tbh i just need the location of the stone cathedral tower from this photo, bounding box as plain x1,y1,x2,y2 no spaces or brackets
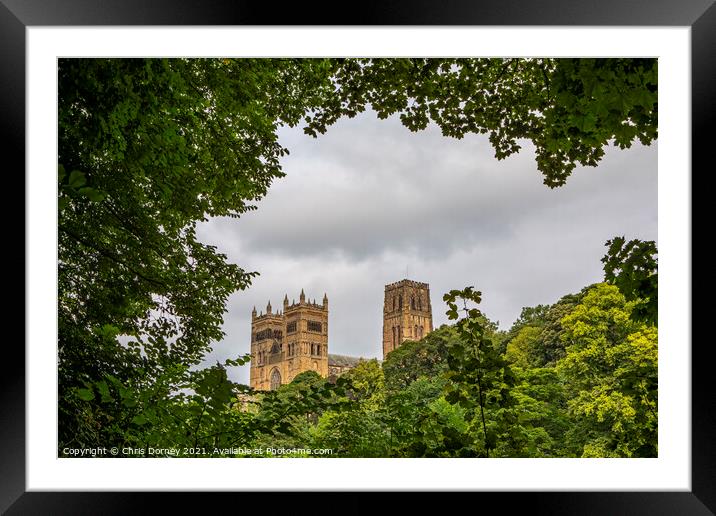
249,290,329,391
382,279,433,359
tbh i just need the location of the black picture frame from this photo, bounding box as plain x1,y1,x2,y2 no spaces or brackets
4,0,712,513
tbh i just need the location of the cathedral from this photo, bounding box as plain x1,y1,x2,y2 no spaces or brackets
249,279,433,391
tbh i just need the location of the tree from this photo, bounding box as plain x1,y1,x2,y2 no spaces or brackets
395,382,476,457
511,367,571,457
533,291,589,367
442,287,521,457
512,305,551,329
308,362,391,457
382,324,456,392
602,237,658,326
341,359,385,410
505,326,543,369
384,376,448,457
557,283,658,457
58,58,338,448
311,408,390,458
66,355,258,457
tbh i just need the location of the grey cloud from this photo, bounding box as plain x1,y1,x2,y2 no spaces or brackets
196,111,657,385
203,113,655,263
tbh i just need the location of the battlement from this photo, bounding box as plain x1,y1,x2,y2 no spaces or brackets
285,300,327,311
385,279,430,291
253,289,328,321
252,312,283,322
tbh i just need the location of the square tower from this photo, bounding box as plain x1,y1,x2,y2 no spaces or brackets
382,279,433,359
249,290,329,391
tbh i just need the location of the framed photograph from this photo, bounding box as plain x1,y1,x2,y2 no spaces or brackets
8,0,712,513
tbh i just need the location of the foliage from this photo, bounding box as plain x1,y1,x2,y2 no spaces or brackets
58,58,337,449
341,359,385,410
505,326,543,369
65,355,257,456
535,291,588,366
381,376,442,455
510,367,571,457
512,304,551,330
382,324,456,392
254,374,353,438
602,236,658,325
441,287,523,457
304,58,657,187
306,360,391,456
311,407,390,458
557,283,658,457
499,304,550,354
502,291,589,367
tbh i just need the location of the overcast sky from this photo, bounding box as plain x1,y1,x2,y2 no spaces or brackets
196,111,657,385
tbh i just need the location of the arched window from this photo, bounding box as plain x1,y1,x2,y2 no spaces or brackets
415,325,419,339
418,297,422,310
392,327,396,346
419,326,424,338
399,295,403,309
270,368,282,390
392,297,396,311
313,361,319,370
411,296,415,309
